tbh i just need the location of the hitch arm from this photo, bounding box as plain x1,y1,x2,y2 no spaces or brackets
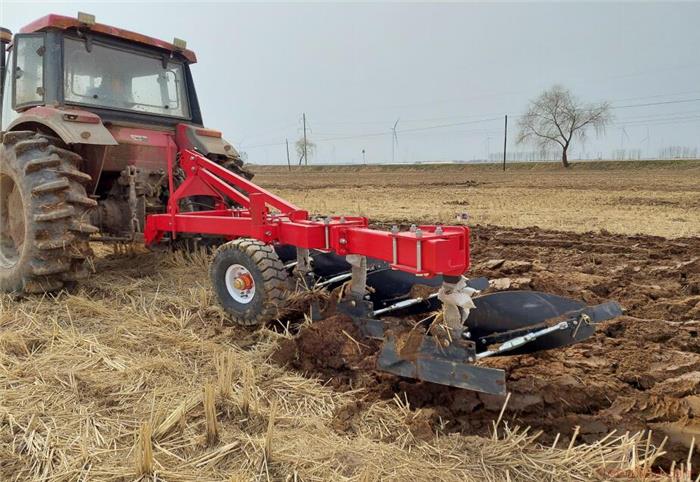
145,149,471,277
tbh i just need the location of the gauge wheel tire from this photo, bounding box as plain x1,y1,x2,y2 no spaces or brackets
210,238,289,326
0,131,97,294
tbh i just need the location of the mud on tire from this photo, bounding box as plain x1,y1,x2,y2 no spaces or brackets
210,238,289,326
0,131,98,294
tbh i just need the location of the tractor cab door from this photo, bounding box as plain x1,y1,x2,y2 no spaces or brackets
1,34,46,130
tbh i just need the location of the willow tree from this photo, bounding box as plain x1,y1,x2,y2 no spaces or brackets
517,86,611,167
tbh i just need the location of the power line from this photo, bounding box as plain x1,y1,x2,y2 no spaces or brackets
239,95,700,152
239,92,700,149
612,98,700,109
243,115,504,149
613,114,700,128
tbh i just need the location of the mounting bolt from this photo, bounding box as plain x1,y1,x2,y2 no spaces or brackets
435,225,444,235
351,300,356,306
324,217,331,225
339,238,347,245
415,228,423,238
464,331,471,339
391,225,399,235
264,230,272,236
409,224,417,232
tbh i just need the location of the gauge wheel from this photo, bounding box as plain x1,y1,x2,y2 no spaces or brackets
210,238,289,326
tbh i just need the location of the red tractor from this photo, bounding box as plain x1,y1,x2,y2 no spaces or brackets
0,13,249,294
0,13,622,395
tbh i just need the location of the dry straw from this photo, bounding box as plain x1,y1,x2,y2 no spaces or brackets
0,247,683,480
135,422,154,476
203,382,219,446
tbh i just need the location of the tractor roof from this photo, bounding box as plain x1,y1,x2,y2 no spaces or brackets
20,14,197,63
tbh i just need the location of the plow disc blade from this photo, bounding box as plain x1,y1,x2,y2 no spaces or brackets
366,269,488,306
468,291,623,354
276,246,488,308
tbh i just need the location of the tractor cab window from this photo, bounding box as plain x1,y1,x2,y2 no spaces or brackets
63,38,190,118
14,35,45,107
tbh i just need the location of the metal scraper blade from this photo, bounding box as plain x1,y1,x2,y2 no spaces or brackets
378,333,506,395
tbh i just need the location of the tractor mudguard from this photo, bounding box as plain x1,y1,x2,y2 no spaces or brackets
7,106,117,146
176,123,240,158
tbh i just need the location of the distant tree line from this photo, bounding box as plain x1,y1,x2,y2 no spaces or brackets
612,149,642,161
658,146,698,159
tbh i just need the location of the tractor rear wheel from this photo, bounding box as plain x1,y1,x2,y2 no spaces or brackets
0,131,98,294
210,238,289,326
221,157,254,180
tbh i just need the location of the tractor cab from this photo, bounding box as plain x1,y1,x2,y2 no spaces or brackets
1,13,202,130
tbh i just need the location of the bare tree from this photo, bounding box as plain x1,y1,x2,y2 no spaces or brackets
295,136,316,165
517,86,611,167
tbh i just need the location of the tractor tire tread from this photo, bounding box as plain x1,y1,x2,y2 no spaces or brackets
25,157,61,174
23,278,64,294
31,178,71,194
35,236,76,251
58,168,92,184
34,206,75,222
49,146,83,164
0,132,96,295
69,221,99,234
15,138,50,156
2,131,35,145
66,193,98,207
31,260,71,276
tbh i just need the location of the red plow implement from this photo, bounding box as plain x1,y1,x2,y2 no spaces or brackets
145,149,622,394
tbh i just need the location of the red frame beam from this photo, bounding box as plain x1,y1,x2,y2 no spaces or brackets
144,150,470,277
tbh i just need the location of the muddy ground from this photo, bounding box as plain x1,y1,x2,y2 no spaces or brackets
275,225,700,466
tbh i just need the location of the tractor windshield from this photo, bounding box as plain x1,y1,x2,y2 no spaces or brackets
63,37,190,118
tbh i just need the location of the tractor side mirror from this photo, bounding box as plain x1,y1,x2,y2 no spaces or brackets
0,28,12,76
0,27,13,125
0,28,11,46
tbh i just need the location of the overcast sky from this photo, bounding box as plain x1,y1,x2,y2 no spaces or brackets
3,1,699,164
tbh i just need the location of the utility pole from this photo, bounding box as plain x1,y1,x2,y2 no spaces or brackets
503,115,508,171
302,113,308,166
285,138,291,171
362,149,366,166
